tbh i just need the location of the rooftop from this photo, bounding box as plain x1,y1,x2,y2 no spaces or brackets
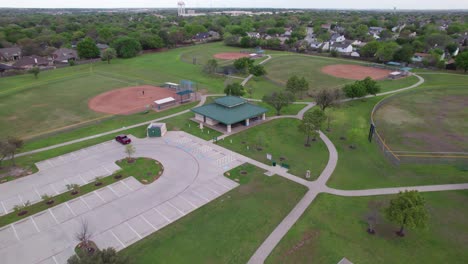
191,98,268,125
214,96,246,108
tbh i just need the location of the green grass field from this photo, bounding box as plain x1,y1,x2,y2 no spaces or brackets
374,86,468,153
324,96,468,190
217,119,329,180
120,163,308,263
264,55,419,96
266,191,468,264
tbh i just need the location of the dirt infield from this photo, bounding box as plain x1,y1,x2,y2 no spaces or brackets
88,85,177,115
213,52,251,60
321,64,392,80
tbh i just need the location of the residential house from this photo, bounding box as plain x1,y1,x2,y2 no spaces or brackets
97,43,109,51
321,24,331,31
330,41,353,54
13,55,49,69
208,31,220,39
319,42,330,51
330,33,345,43
0,47,22,62
351,40,366,47
457,32,468,47
193,32,211,42
369,27,384,39
409,32,417,38
278,36,290,45
52,48,78,64
0,63,12,75
283,29,293,37
309,40,323,50
411,52,431,62
246,32,261,39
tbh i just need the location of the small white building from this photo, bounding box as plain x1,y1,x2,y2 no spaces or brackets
330,42,353,53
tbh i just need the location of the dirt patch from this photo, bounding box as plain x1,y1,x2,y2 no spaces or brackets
375,105,424,126
88,85,177,115
6,115,17,121
31,104,48,108
213,52,251,60
321,64,393,80
281,230,318,262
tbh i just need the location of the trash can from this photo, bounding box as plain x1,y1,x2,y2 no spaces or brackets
272,161,276,166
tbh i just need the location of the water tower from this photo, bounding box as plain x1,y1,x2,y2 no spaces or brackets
178,1,186,16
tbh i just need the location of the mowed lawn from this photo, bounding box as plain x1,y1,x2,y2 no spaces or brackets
217,119,329,180
266,191,468,264
324,94,468,189
374,86,468,152
120,164,308,263
0,43,233,139
265,54,419,95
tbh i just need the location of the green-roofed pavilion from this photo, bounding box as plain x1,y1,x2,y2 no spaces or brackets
191,96,268,133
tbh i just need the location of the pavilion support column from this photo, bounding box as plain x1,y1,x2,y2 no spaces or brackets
245,118,250,126
262,113,266,120
227,124,232,133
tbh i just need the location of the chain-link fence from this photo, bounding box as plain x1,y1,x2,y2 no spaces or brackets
370,93,468,165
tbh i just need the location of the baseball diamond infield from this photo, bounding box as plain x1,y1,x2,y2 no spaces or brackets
321,64,393,80
213,52,251,60
88,85,177,115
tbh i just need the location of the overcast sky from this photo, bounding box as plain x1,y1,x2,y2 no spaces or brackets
1,0,468,9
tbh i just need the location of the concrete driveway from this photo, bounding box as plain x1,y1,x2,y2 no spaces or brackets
0,132,241,264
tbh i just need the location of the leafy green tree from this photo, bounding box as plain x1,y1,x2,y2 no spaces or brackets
6,137,23,166
101,48,117,64
455,51,468,73
298,109,326,146
112,36,142,58
286,75,309,99
224,83,245,96
445,43,458,55
233,57,254,73
28,66,40,79
361,77,381,95
249,64,266,77
262,91,295,116
385,190,428,237
77,37,100,59
361,41,380,57
240,36,252,48
393,44,414,64
376,41,399,62
343,82,367,98
138,34,163,50
314,88,342,111
203,59,218,74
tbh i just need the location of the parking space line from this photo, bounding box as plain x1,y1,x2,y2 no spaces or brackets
179,195,197,208
47,160,53,167
102,165,112,174
10,224,20,240
125,222,142,239
65,203,76,216
140,215,157,230
94,191,106,202
191,191,210,202
110,230,126,248
154,208,171,222
30,217,40,232
79,197,92,210
167,201,185,215
204,185,221,195
50,184,60,195
107,185,120,197
52,256,59,264
34,188,42,197
48,209,59,224
213,179,231,190
18,194,24,204
120,180,133,191
79,175,87,184
1,201,8,213
64,179,71,185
